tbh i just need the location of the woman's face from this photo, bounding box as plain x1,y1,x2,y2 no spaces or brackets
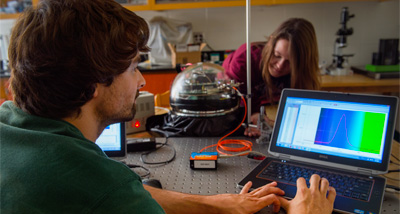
268,39,291,78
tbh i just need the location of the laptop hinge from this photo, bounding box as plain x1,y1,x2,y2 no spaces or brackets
278,154,291,161
357,168,372,176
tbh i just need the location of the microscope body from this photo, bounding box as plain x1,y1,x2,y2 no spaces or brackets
329,7,355,75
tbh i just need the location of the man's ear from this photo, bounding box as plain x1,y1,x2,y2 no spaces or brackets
93,83,100,98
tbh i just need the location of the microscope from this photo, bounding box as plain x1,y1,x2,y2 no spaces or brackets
328,7,355,75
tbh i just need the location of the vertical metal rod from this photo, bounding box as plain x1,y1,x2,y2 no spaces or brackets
246,0,252,126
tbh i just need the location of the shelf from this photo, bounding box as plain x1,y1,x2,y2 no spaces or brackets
0,13,20,19
0,0,38,20
122,0,383,11
124,0,273,11
153,0,273,10
0,0,386,18
272,0,378,4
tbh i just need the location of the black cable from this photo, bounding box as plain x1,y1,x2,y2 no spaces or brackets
381,174,400,181
140,137,176,165
394,130,399,143
390,160,400,166
386,184,400,191
127,164,151,178
385,184,400,194
391,153,400,162
388,169,400,173
120,161,151,178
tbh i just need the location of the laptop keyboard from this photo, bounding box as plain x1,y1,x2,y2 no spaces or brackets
258,161,374,201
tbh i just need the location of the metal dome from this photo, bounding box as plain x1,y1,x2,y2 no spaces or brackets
170,62,241,117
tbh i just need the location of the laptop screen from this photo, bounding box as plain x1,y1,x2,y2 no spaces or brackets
276,97,390,163
95,122,126,159
269,89,398,172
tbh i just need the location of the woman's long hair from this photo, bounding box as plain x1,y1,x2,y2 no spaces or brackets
261,18,320,103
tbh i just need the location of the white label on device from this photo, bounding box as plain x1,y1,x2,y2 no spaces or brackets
194,161,216,169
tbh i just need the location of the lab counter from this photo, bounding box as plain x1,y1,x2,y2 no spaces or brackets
0,70,10,78
125,137,400,214
138,64,176,73
320,73,399,94
0,70,11,102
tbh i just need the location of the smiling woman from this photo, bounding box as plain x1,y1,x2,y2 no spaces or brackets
222,18,320,136
268,39,291,78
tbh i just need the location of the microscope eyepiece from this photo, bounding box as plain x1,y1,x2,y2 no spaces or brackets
340,7,355,24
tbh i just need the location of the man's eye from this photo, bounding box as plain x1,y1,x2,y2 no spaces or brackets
131,62,139,71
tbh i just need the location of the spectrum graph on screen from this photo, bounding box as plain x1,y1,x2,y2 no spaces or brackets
314,108,385,154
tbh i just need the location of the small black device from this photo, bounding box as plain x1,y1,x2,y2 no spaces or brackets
378,39,399,65
190,152,218,170
127,137,156,152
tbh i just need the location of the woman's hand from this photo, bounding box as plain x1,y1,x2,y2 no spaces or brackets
244,113,274,137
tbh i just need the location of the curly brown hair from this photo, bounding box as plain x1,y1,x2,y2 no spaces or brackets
261,18,320,103
9,0,150,119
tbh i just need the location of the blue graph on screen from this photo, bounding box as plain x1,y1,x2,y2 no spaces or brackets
314,108,385,154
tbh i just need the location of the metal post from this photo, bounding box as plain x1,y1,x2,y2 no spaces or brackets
246,0,252,126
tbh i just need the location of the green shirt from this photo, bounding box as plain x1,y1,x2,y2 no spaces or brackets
0,101,165,214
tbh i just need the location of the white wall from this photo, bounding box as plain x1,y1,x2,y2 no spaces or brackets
0,1,398,65
136,0,399,66
1,0,399,65
0,19,15,35
136,0,399,133
0,19,16,61
1,1,399,131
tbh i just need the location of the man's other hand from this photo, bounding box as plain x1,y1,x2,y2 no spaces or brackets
279,174,336,214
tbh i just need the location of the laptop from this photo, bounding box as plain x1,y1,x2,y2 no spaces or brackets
95,122,127,160
239,89,398,214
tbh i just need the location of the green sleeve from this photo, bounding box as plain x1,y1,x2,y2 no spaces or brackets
91,179,165,214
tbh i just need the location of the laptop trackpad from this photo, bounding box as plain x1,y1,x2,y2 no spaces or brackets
281,184,296,199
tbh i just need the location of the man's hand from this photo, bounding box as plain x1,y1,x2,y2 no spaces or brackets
145,181,285,214
239,181,284,213
279,174,336,214
208,181,285,214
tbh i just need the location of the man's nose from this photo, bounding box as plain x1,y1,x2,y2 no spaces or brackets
137,69,146,89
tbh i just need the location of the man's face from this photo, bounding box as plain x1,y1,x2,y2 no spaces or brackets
95,54,145,125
